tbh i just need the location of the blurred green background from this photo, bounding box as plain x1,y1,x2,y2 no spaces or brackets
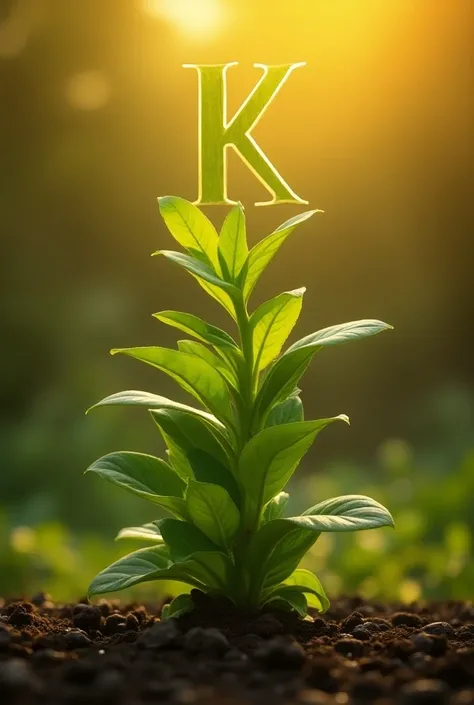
1,0,473,603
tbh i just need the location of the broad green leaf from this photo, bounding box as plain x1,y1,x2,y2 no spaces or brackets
193,278,237,320
186,449,241,508
218,203,248,281
256,319,392,426
111,347,235,430
239,417,349,510
177,340,239,390
166,446,194,481
151,409,233,470
159,518,219,561
89,545,169,595
286,319,393,354
116,521,163,543
244,520,317,603
154,310,236,348
181,551,234,593
85,452,187,518
288,494,395,532
263,492,289,522
88,390,226,432
254,347,314,429
186,480,240,549
88,545,205,597
265,396,304,428
156,250,239,299
162,593,194,620
283,569,330,612
262,526,320,589
243,210,319,301
250,289,305,374
265,590,308,618
214,345,245,392
158,195,219,269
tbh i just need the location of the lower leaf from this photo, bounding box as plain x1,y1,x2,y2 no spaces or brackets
159,519,220,561
186,480,240,549
181,551,234,594
244,520,318,606
88,545,175,597
161,593,195,620
265,590,308,618
88,547,232,598
115,522,163,543
85,452,187,519
290,495,395,532
283,568,330,612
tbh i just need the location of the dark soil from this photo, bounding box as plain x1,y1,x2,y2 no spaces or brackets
1,591,474,704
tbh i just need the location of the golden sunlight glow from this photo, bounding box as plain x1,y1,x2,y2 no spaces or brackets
144,0,224,39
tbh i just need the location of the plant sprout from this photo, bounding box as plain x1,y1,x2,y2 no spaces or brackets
86,196,394,619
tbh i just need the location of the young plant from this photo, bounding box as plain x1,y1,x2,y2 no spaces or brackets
86,196,394,619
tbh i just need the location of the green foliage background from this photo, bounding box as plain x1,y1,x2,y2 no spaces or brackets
1,0,474,602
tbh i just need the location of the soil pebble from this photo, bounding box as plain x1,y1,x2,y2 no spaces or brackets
425,622,456,637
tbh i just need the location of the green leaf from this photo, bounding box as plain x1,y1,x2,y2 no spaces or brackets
88,545,204,597
156,250,238,299
286,319,393,353
85,452,187,518
265,590,308,618
288,494,395,532
88,545,170,595
250,289,305,375
265,396,304,428
111,347,235,430
218,203,248,281
88,390,226,432
244,520,317,603
186,449,241,508
161,593,194,620
151,409,233,471
158,195,219,269
243,210,319,301
263,528,320,590
254,347,314,429
186,480,240,549
181,551,234,593
154,310,236,348
166,446,194,481
177,340,239,390
192,278,237,320
282,568,330,612
255,319,392,426
116,522,163,543
214,343,244,377
263,492,289,522
159,518,219,561
239,417,349,510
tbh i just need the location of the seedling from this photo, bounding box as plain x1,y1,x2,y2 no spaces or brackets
86,197,394,619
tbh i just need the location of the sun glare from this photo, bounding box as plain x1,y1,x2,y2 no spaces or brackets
144,0,224,39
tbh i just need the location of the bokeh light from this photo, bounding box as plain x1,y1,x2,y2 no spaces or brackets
144,0,224,39
65,71,111,111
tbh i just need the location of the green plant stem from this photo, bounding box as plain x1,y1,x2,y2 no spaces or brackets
234,296,254,434
232,295,261,605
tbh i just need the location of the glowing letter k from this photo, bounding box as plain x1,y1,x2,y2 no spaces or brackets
184,62,308,206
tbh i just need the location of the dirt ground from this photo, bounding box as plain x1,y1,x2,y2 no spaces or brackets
1,591,473,704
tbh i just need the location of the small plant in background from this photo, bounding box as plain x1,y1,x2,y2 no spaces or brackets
86,196,394,619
